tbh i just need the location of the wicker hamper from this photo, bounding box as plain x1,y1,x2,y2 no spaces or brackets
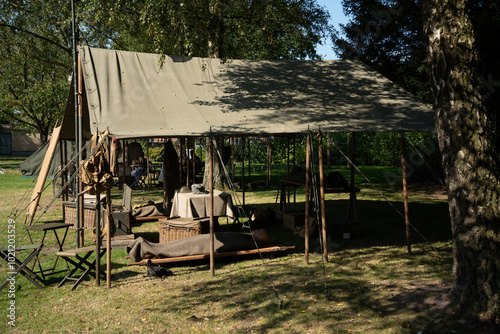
159,218,209,243
63,201,101,230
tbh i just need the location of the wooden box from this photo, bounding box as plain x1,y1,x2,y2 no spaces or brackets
159,218,209,243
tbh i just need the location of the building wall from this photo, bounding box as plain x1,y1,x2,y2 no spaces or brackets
0,125,42,156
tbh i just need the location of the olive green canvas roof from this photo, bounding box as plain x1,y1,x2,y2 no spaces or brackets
61,46,434,139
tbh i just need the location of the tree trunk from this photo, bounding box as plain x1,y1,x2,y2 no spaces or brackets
203,136,226,190
202,0,226,189
423,0,500,323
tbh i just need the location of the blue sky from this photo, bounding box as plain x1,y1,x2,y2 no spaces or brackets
315,0,349,59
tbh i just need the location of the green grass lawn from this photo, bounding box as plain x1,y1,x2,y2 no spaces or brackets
0,156,483,333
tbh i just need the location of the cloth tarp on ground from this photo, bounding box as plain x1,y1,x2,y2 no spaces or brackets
128,234,258,262
60,46,434,140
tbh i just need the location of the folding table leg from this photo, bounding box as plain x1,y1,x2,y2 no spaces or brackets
57,249,107,290
57,251,94,288
0,247,44,291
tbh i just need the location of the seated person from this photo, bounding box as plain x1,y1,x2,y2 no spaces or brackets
131,160,145,182
127,225,269,262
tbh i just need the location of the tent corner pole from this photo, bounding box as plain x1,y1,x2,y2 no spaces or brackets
401,131,411,255
304,132,311,265
209,136,215,276
318,131,328,263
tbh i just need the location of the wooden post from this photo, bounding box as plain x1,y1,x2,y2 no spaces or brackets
209,137,215,276
146,139,150,191
106,188,112,288
318,131,328,263
192,139,196,184
77,55,84,247
248,137,251,183
121,140,126,190
401,132,411,255
186,137,190,186
305,132,311,265
179,137,184,187
266,137,271,187
293,134,296,204
231,138,235,185
347,133,358,224
25,125,62,225
287,136,290,204
241,137,245,206
327,132,331,168
95,191,101,286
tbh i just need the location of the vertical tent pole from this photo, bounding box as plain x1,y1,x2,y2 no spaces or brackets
293,134,296,204
401,132,411,255
304,131,311,265
318,131,328,263
327,133,331,168
106,188,112,288
77,55,85,247
121,140,125,189
95,190,101,286
186,137,190,186
209,136,215,276
287,136,290,204
347,133,358,224
192,138,196,184
146,139,150,191
71,0,81,249
231,138,235,185
248,138,251,183
267,137,271,187
241,137,245,206
179,137,184,187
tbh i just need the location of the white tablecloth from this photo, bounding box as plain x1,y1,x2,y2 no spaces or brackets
170,190,234,218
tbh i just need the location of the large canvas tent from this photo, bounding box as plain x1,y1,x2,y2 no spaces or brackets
60,46,434,140
29,46,436,281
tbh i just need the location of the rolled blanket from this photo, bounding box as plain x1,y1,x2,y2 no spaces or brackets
128,233,257,262
131,203,169,218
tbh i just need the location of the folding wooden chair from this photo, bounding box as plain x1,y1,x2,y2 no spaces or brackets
0,243,44,291
56,244,107,290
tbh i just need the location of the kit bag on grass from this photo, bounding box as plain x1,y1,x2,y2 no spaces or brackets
146,259,173,278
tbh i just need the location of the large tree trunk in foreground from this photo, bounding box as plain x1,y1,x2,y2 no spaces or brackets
423,0,500,323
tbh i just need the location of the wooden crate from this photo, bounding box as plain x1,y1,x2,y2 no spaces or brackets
159,218,209,243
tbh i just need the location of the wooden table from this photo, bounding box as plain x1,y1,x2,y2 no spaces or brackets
170,190,234,219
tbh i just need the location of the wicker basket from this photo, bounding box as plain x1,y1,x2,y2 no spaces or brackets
159,218,209,243
63,202,99,230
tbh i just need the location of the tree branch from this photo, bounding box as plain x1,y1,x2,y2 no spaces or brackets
0,22,71,54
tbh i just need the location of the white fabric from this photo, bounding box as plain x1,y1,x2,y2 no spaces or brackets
170,190,234,218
